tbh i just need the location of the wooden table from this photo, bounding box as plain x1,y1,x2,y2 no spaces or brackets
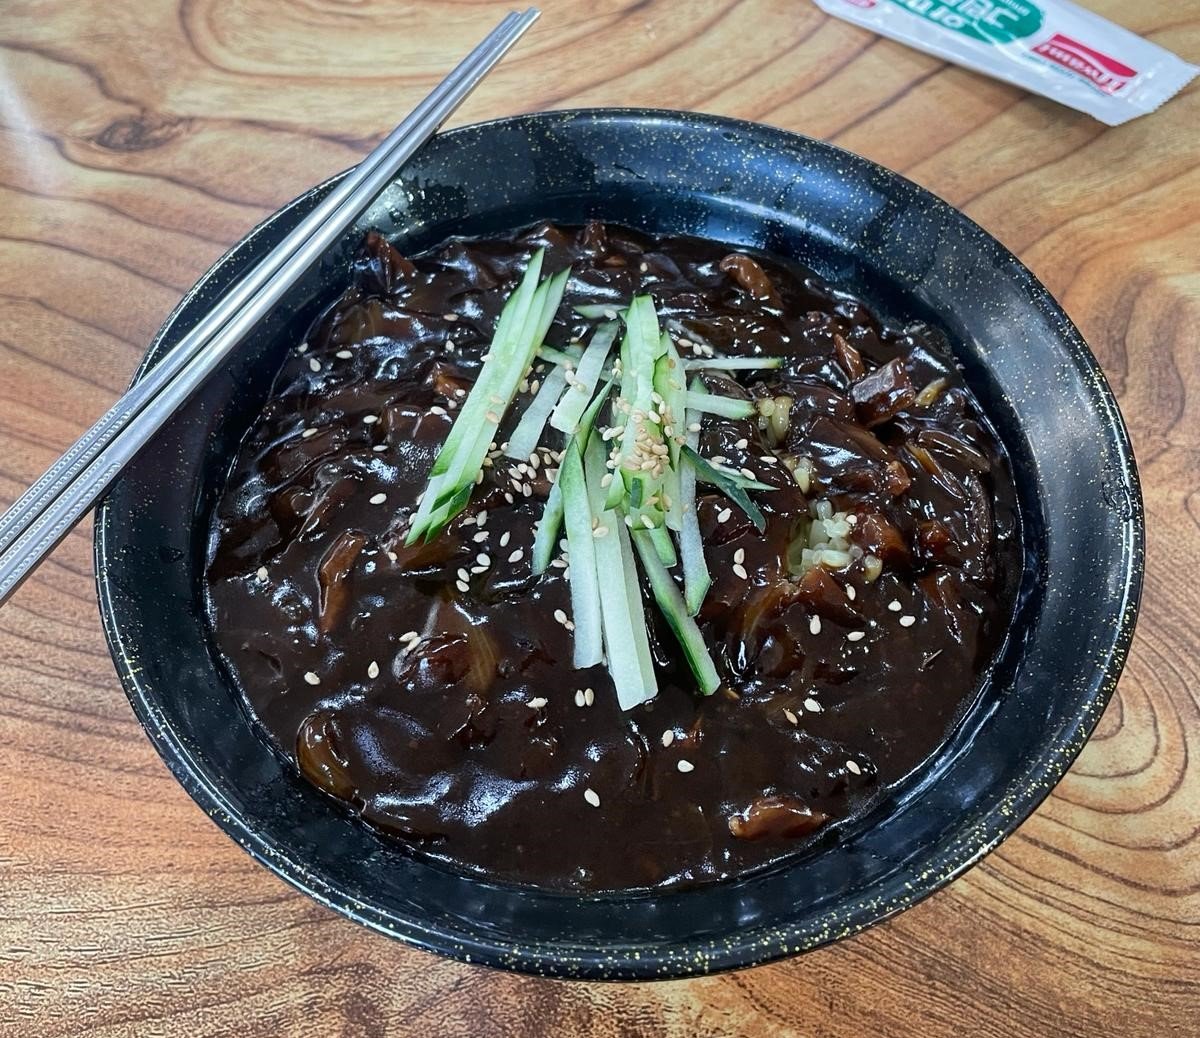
1,2,1196,1034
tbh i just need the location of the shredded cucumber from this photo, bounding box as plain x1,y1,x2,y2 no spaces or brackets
631,530,719,695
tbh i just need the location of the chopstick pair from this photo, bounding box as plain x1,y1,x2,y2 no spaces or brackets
0,8,540,606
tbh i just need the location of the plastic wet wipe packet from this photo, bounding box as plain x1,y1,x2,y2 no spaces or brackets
812,0,1197,125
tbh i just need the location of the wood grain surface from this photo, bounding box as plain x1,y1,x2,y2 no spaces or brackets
1,1,1197,1034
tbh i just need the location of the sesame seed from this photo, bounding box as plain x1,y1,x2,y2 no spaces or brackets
846,760,862,775
303,671,320,686
592,524,609,538
553,609,568,625
443,312,459,321
297,343,308,353
688,422,702,433
372,444,387,452
735,438,748,449
899,614,916,627
400,631,420,643
740,467,756,480
473,530,489,543
847,631,866,642
575,689,586,707
584,788,601,808
584,688,594,707
527,697,548,709
476,553,491,568
733,563,748,580
477,510,488,527
888,599,902,612
717,508,732,524
255,566,268,582
640,515,655,529
456,568,470,582
509,549,524,564
846,585,857,601
639,261,649,273
336,349,353,359
456,579,470,593
301,427,317,439
503,492,514,504
308,358,321,373
486,411,501,424
677,760,694,773
661,730,675,747
733,548,745,564
430,405,447,416
369,492,387,505
367,661,380,679
809,615,822,635
803,697,822,712
362,415,379,425
386,551,397,562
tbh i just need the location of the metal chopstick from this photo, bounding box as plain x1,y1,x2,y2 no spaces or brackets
0,8,533,557
0,8,539,605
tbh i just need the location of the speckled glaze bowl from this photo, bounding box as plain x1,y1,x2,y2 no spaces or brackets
94,109,1143,979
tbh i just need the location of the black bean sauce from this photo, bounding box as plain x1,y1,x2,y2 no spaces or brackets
205,222,1020,891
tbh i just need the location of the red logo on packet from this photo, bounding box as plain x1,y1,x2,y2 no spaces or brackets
1032,33,1138,95
841,0,877,8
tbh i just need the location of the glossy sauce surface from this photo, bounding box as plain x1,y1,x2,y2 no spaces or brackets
205,223,1020,891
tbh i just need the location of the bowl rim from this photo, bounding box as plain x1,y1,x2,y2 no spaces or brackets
94,106,1144,980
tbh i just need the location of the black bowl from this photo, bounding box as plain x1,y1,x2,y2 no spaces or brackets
94,109,1143,979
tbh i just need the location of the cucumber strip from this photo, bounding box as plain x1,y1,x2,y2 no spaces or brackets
531,478,563,575
575,378,614,450
412,482,473,544
573,303,627,320
414,265,571,538
683,356,782,371
584,438,656,709
430,250,545,479
704,465,774,492
530,268,571,345
631,530,720,695
647,524,677,567
657,333,687,458
438,267,569,491
679,413,709,614
408,253,548,540
537,343,584,366
530,380,612,575
607,296,667,514
663,461,683,532
505,365,569,461
559,443,603,668
616,520,659,704
683,391,755,420
681,444,768,532
550,322,618,433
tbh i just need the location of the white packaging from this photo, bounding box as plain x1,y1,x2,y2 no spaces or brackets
812,0,1197,126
